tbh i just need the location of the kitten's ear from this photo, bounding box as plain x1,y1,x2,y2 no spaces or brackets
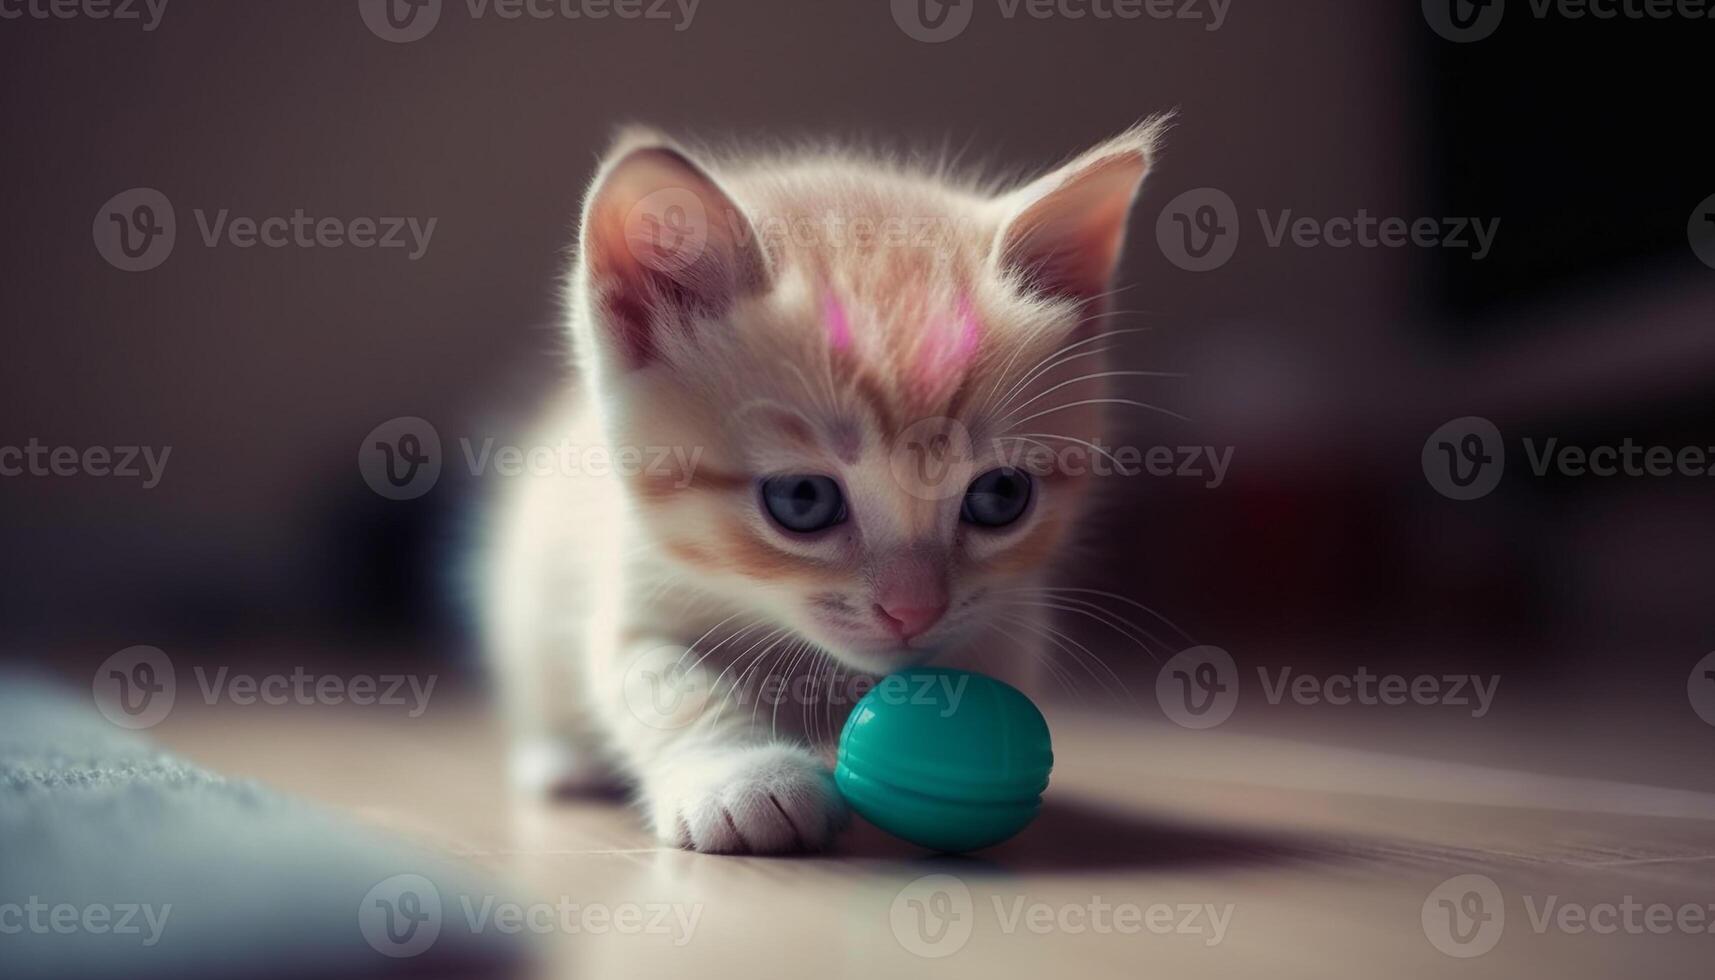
579,134,769,367
993,119,1166,305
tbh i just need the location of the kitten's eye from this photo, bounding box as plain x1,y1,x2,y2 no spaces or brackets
760,475,846,533
961,467,1032,528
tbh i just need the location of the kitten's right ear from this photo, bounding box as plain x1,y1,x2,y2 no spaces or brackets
579,136,768,367
992,117,1169,307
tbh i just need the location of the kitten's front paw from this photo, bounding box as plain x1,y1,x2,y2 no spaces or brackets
647,744,848,854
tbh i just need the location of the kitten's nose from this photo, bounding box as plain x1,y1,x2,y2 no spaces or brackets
873,600,948,641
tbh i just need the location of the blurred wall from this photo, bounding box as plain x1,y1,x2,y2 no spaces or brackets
1,1,1710,687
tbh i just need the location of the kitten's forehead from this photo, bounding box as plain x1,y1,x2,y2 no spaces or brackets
824,286,983,413
678,166,1084,455
721,264,1067,465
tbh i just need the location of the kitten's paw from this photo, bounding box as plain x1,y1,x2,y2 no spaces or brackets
647,744,848,854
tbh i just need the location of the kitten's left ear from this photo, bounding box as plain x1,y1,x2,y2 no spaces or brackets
993,119,1167,305
580,131,770,367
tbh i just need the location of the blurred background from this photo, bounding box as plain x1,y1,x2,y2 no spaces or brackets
2,0,1712,731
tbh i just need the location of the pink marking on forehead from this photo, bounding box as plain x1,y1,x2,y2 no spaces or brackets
914,294,984,393
822,292,853,353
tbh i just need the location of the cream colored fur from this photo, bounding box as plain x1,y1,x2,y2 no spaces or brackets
485,121,1165,853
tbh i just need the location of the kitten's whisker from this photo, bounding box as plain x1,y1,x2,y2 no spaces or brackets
811,651,839,748
696,624,785,717
984,346,1117,421
984,320,1157,420
996,370,1187,430
998,612,1131,702
1008,398,1191,427
1002,586,1195,645
676,615,766,674
979,326,1150,420
819,658,846,747
770,639,816,737
983,619,1080,698
1001,596,1171,661
1068,306,1160,328
675,611,754,670
697,626,791,727
799,648,822,744
992,432,1136,475
749,633,802,730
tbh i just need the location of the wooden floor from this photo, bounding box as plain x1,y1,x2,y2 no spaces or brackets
154,689,1715,979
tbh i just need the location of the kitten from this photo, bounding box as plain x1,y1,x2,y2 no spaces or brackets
484,121,1165,853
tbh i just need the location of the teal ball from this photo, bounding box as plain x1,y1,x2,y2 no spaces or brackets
835,667,1052,853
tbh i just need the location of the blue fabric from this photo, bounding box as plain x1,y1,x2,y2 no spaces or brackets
0,672,529,979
